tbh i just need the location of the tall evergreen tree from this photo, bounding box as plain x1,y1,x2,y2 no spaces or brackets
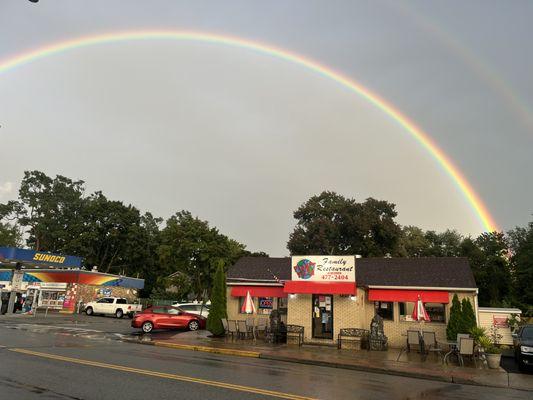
461,298,477,333
446,294,463,340
206,263,227,337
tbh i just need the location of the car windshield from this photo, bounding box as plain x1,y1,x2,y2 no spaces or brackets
522,327,533,339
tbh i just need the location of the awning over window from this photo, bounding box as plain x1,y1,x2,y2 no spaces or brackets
368,289,449,303
283,281,356,295
230,286,286,298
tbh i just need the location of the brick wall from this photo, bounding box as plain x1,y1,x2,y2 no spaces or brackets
361,290,478,348
286,289,477,347
287,291,365,344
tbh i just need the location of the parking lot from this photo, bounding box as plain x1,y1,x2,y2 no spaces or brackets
0,312,189,343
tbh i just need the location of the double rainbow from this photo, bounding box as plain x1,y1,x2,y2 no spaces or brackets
0,30,498,232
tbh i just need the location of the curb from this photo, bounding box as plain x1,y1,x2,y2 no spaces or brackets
259,353,452,384
125,339,260,358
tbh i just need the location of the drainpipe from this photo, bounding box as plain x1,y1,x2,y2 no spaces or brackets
474,289,479,326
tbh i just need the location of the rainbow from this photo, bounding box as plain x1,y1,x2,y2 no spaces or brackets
0,30,498,232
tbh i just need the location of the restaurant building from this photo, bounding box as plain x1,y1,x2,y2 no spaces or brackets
0,247,144,313
227,256,478,347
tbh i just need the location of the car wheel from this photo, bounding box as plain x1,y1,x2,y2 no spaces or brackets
115,309,123,319
142,321,153,333
85,307,93,316
188,320,200,331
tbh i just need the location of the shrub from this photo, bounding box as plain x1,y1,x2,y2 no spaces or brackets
469,326,486,344
206,263,227,336
446,294,462,340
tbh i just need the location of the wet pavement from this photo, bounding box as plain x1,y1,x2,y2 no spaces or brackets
1,314,532,399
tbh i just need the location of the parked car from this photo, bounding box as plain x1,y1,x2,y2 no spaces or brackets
171,302,210,318
131,305,206,333
84,297,142,319
513,324,533,371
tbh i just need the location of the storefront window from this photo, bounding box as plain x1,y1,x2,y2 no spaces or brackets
399,302,415,321
425,303,446,323
374,301,394,321
399,302,446,323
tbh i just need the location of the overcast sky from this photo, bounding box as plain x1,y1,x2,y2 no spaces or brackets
0,0,532,255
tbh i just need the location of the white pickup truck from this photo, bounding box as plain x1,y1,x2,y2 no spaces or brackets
84,297,142,319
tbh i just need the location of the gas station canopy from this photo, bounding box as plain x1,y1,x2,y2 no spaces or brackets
0,247,83,269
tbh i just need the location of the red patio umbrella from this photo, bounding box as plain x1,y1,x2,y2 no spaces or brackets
412,295,430,332
241,290,256,314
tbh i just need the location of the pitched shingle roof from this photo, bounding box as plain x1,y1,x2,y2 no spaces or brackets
356,257,476,289
227,257,291,282
228,256,476,289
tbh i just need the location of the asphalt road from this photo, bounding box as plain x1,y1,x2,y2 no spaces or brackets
0,315,531,400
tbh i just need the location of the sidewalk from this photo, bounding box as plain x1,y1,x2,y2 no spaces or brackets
127,330,533,392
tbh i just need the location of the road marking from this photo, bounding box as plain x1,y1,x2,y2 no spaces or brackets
10,348,316,400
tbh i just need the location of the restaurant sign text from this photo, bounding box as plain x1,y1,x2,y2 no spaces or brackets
291,256,355,282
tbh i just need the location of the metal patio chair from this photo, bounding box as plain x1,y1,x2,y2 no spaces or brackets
458,337,477,367
227,320,238,341
221,318,229,336
245,317,256,339
237,320,253,340
422,331,444,362
255,318,268,338
397,330,422,361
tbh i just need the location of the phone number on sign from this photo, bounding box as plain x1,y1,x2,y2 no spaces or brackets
321,275,350,280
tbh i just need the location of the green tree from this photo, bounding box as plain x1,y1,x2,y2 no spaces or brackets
397,226,431,257
461,298,477,333
509,221,533,310
462,232,512,307
6,170,86,251
158,211,246,300
287,191,401,256
206,263,227,336
447,294,463,340
0,222,22,247
424,230,464,257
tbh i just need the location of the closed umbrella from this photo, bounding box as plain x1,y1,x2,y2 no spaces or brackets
241,290,256,314
412,295,430,323
412,295,431,354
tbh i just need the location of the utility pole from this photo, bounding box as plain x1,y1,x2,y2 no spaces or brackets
7,263,24,314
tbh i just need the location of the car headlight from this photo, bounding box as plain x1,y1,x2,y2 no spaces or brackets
521,346,533,353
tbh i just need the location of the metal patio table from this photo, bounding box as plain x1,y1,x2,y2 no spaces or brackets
438,340,459,364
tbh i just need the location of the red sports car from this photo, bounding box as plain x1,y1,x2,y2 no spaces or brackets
131,306,206,333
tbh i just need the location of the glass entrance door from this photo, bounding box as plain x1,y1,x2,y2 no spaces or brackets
312,294,333,339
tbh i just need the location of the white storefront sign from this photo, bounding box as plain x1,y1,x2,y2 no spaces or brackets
291,256,355,282
39,282,68,290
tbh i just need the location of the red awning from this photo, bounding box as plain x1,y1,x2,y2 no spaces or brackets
368,289,449,303
283,281,356,295
230,286,286,298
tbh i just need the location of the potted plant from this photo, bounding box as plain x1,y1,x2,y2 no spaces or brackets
478,336,502,369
